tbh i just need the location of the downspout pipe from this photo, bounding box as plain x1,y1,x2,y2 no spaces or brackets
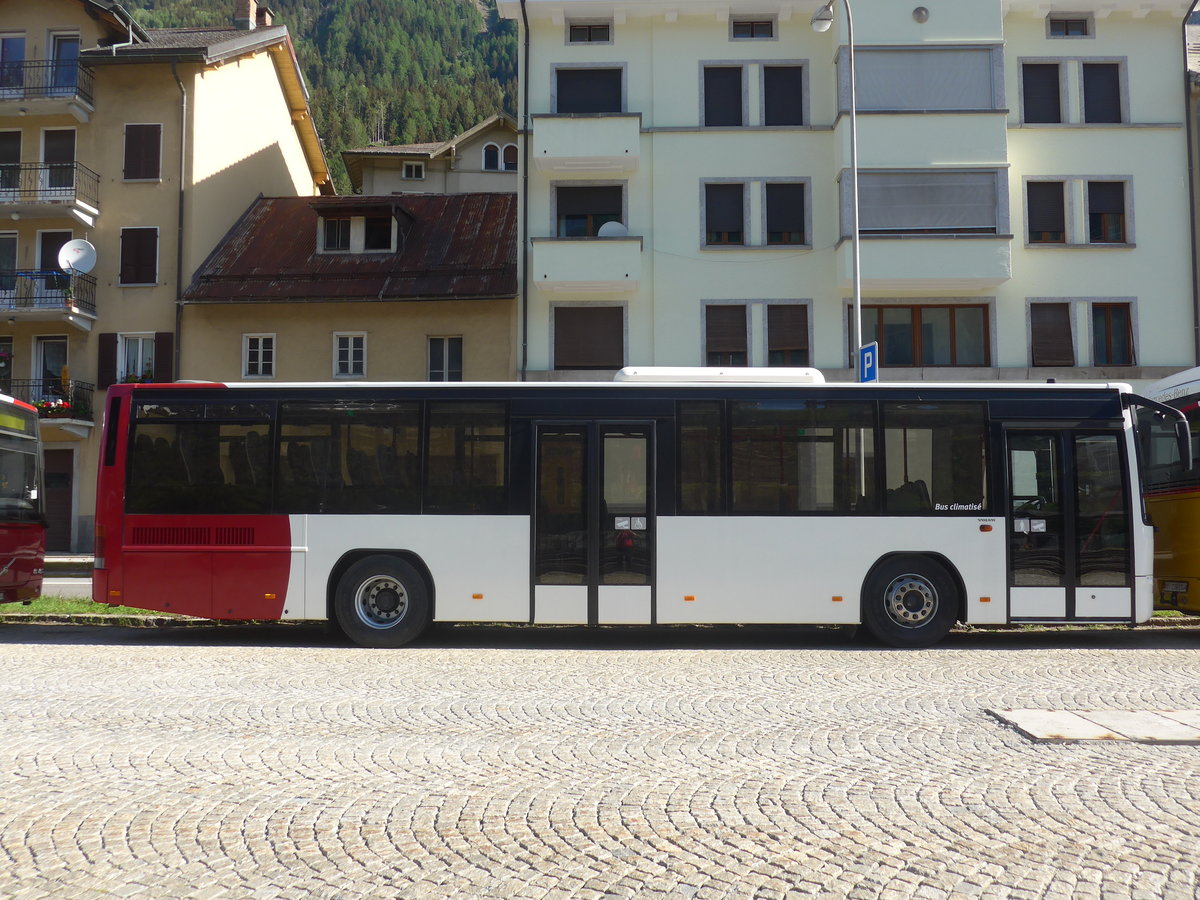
519,0,531,381
1186,2,1200,365
171,62,187,381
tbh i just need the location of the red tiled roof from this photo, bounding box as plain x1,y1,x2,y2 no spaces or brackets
182,193,517,303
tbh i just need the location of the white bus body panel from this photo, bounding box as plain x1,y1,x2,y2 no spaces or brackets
598,586,653,624
656,516,1008,625
300,516,531,622
534,585,587,624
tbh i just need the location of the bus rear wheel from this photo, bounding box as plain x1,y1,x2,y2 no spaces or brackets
334,555,430,648
861,556,958,648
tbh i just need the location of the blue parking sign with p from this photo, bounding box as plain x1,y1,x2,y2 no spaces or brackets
858,342,879,383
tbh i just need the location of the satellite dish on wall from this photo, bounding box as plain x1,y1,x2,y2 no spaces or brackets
597,221,628,237
58,239,97,274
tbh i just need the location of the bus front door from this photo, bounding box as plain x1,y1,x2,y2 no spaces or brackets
533,422,654,626
1006,429,1133,622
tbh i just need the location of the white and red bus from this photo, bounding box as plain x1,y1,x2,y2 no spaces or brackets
92,370,1181,648
0,392,44,604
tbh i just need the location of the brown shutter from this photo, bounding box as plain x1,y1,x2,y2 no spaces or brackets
124,124,161,180
767,306,808,360
706,305,747,353
97,332,117,389
1030,303,1074,366
554,307,623,369
154,332,174,382
119,228,157,285
1027,181,1065,240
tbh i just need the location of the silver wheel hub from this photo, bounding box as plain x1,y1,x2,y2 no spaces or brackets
355,575,409,630
883,574,936,628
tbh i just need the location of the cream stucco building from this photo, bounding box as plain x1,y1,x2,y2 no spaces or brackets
499,0,1196,386
0,0,329,550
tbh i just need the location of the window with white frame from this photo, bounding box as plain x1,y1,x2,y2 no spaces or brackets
402,162,424,180
323,217,350,251
334,333,365,378
243,334,275,378
120,334,155,382
428,336,463,381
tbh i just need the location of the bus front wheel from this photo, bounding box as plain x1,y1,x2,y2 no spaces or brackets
861,556,958,648
334,555,430,649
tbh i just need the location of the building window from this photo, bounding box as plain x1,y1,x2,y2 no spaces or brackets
732,19,774,39
244,334,275,378
363,216,392,251
1092,303,1133,366
556,68,622,114
428,336,463,381
334,333,365,378
123,124,161,180
503,144,518,172
850,48,999,111
1048,16,1091,37
1082,62,1121,123
0,37,25,93
569,21,611,43
705,305,748,366
1022,63,1062,123
118,227,158,285
554,306,623,370
402,162,424,180
705,183,744,245
483,143,499,171
120,334,155,382
860,305,989,367
763,66,803,126
323,217,350,251
1030,303,1074,366
767,305,809,367
851,172,999,237
1088,181,1126,243
703,66,743,127
766,182,805,245
1027,181,1066,243
556,184,622,237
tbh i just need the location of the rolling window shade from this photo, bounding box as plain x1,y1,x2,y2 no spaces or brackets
706,183,744,235
1022,63,1061,123
1030,303,1074,367
556,69,622,114
557,185,622,217
1027,182,1065,237
767,306,808,353
763,66,803,125
1083,63,1121,123
851,172,997,235
766,182,805,242
554,306,623,369
852,49,995,110
704,67,743,126
706,305,747,354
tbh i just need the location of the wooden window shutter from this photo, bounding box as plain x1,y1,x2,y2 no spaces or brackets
554,306,623,369
768,306,808,354
97,332,118,389
154,332,174,382
706,305,747,354
1022,63,1061,123
123,124,161,180
1082,63,1120,124
705,183,744,239
1027,182,1065,240
1030,303,1074,367
119,228,157,285
764,66,803,126
766,183,805,243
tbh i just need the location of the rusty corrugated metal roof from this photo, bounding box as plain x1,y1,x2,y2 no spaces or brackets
182,193,517,304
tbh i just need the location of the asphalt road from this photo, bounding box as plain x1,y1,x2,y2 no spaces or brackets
1,621,1199,899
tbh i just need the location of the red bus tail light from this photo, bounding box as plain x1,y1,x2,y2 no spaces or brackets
94,525,105,570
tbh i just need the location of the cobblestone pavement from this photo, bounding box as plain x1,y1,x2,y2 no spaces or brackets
2,622,1200,900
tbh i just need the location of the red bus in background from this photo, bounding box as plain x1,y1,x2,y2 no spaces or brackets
0,393,44,603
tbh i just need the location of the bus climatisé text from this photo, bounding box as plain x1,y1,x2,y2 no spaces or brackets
0,392,44,604
92,369,1186,648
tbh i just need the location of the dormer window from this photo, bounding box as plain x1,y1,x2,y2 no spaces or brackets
323,218,350,251
364,216,392,251
403,162,424,180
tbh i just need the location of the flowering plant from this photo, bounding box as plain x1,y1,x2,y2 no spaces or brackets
36,398,71,417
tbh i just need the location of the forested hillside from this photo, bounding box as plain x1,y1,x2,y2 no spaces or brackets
120,0,517,192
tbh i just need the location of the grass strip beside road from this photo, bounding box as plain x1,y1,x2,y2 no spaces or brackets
19,594,157,616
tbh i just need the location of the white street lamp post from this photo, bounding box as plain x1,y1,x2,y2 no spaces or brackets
811,0,864,380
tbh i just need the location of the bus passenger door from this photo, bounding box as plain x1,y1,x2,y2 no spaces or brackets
533,422,655,626
1006,429,1133,622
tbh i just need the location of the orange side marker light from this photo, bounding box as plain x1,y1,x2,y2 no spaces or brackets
472,593,484,600
832,595,843,603
264,593,276,601
980,596,991,603
684,595,696,602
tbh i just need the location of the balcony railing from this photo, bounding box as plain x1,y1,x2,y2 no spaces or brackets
0,163,100,211
5,379,94,423
0,270,97,316
0,61,94,106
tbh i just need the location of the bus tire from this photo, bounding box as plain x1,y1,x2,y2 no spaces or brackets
334,555,430,649
861,556,958,648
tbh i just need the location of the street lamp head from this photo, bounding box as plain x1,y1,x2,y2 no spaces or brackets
810,3,834,32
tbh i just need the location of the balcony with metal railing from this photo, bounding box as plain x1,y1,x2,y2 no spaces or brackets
0,163,100,226
4,379,95,428
0,61,95,115
0,270,96,332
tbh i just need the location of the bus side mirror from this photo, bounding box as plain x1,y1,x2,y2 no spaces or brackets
1176,419,1193,471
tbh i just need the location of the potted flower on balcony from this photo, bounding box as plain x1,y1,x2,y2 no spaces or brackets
36,398,72,418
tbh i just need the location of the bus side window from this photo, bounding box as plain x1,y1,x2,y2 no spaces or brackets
881,401,988,515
